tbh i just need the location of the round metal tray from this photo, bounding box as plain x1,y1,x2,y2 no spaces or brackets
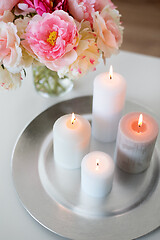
11,96,160,240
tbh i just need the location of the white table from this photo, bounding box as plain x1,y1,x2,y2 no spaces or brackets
0,51,160,240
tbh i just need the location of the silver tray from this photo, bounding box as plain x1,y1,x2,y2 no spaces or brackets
11,96,160,240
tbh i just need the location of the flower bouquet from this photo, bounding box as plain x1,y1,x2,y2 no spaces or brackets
0,0,123,95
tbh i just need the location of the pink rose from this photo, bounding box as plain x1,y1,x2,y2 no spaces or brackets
68,0,96,24
93,7,123,58
0,0,20,14
23,11,79,71
95,0,115,12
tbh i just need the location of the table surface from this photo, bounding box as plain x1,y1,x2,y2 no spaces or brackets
0,51,160,240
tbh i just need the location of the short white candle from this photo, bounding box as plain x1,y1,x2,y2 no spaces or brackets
115,112,159,174
81,151,115,197
92,66,126,142
53,113,91,169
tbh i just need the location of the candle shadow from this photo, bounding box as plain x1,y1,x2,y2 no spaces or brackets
114,165,148,188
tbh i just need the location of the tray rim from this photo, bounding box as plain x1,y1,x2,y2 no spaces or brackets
11,96,160,240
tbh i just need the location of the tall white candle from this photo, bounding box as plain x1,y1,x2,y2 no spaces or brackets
81,151,115,197
53,113,91,169
92,66,126,142
115,112,159,174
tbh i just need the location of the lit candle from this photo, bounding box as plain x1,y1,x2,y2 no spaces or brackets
81,151,115,197
53,113,91,169
115,112,159,174
92,66,126,142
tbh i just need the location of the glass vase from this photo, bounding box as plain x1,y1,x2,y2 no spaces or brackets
33,65,73,97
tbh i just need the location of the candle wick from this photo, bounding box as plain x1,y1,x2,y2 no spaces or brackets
96,162,99,166
71,117,76,124
109,76,112,80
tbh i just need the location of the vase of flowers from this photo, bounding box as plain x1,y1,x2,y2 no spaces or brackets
0,0,123,96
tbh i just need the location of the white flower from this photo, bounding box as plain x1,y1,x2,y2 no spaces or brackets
15,17,34,67
0,67,21,90
15,17,30,37
0,10,14,23
58,21,100,80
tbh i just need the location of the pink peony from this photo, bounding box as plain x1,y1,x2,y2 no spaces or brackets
19,0,68,15
33,0,52,15
19,0,52,15
22,0,34,8
0,22,22,73
95,0,115,12
52,0,68,12
93,7,123,58
68,0,96,24
22,10,79,71
21,0,34,9
0,0,20,14
15,2,35,16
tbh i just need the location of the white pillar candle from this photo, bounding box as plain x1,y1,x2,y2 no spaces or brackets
115,112,159,174
53,113,91,169
92,66,126,142
81,151,115,197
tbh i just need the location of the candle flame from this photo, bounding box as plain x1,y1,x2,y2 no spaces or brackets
71,113,76,124
138,114,143,127
109,65,113,80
